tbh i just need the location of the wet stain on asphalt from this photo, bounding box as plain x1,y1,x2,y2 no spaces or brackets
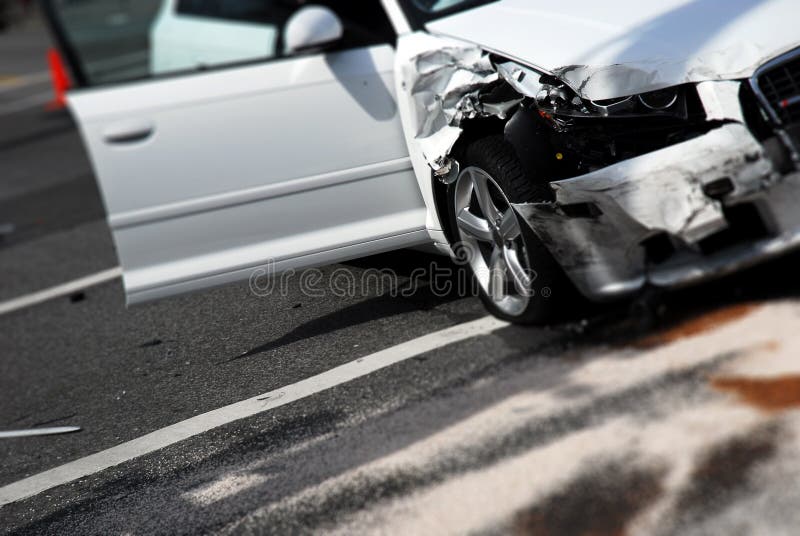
633,303,759,349
711,375,800,412
513,461,664,536
672,425,778,521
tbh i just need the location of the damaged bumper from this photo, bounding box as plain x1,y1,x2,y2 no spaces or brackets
513,122,800,301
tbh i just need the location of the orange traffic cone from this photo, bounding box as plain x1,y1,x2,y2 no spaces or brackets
46,48,72,111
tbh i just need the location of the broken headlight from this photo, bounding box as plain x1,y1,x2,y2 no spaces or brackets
494,59,688,120
535,79,688,120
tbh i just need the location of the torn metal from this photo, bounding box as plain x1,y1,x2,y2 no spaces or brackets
404,37,800,302
425,1,800,102
407,45,521,173
513,121,795,300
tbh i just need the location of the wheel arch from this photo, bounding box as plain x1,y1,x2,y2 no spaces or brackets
434,111,546,246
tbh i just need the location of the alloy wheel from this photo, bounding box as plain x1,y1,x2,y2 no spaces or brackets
454,166,534,316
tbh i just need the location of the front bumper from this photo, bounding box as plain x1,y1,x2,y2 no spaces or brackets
513,117,800,302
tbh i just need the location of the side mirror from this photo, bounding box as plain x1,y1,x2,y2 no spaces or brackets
284,6,343,55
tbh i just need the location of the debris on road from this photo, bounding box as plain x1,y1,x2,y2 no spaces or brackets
0,426,81,439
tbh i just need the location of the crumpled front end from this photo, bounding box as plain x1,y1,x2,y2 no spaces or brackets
512,47,800,301
513,121,800,300
401,36,800,302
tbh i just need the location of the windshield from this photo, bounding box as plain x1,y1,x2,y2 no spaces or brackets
399,0,498,22
410,0,476,13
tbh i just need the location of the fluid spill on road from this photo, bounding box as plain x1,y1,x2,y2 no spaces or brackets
633,303,759,349
513,461,664,536
712,375,800,412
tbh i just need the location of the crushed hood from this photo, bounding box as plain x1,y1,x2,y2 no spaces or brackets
427,0,800,101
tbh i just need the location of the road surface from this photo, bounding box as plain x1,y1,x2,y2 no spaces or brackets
3,10,800,536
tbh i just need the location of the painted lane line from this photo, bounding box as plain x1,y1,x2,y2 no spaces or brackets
0,267,122,316
0,316,506,507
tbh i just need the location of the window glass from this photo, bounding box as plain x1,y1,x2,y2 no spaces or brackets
46,0,395,87
50,0,163,85
411,0,477,13
398,0,498,25
176,0,290,24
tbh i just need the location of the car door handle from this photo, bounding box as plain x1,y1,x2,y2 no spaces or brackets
102,119,155,144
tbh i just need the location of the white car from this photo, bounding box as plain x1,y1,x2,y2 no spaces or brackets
44,0,800,324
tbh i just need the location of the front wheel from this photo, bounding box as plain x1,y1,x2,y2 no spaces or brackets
449,136,581,324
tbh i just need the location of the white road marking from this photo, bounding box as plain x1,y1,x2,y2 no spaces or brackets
0,267,122,316
0,316,507,507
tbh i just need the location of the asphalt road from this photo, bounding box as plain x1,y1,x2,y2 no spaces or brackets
5,11,800,536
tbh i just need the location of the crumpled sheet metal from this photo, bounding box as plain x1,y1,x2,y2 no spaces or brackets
552,124,772,242
407,46,521,172
424,0,800,102
550,44,792,102
495,61,544,98
513,123,777,300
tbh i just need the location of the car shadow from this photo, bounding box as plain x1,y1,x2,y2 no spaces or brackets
325,47,398,122
220,249,478,364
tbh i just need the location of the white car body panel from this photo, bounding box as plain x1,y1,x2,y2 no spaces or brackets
53,0,800,308
150,0,279,76
393,32,473,239
68,44,429,304
427,0,800,100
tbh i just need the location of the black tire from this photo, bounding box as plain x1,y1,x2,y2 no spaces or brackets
450,135,581,325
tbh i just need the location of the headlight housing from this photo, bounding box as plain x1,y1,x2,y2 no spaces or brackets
536,81,688,119
495,60,688,120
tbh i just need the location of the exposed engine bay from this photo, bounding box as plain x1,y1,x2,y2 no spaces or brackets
402,39,800,300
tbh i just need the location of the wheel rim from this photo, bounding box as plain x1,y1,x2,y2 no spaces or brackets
454,166,534,317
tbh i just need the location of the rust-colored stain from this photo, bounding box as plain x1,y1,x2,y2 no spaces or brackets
513,462,664,536
633,303,759,349
760,340,781,353
711,375,800,412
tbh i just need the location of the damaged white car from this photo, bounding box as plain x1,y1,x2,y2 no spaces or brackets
44,0,800,323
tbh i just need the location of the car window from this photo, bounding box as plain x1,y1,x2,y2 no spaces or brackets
411,0,476,13
175,0,283,23
44,0,395,88
398,0,499,25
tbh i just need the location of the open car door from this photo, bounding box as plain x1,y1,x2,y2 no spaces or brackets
43,0,428,304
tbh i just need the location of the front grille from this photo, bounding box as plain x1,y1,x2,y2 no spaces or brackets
757,53,800,124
